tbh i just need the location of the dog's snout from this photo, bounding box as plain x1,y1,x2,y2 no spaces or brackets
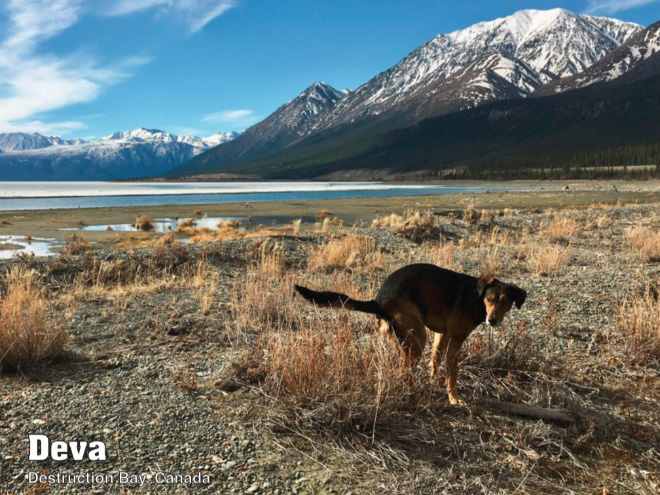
487,317,498,326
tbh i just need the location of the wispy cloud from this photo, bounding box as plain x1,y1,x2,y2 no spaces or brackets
202,109,260,129
0,0,148,135
585,0,660,14
106,0,237,33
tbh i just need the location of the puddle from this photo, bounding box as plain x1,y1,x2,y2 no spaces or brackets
61,217,245,233
0,235,62,259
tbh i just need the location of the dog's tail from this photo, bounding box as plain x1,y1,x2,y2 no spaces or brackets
294,284,389,320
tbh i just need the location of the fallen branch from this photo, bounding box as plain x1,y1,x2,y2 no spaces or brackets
483,400,580,424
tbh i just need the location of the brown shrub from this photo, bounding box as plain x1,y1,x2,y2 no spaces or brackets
62,233,90,255
618,285,660,364
133,215,154,232
75,219,86,226
0,268,66,370
0,219,11,225
529,244,572,276
193,209,205,216
624,227,660,262
291,219,302,235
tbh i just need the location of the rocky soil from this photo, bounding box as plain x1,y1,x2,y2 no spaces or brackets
1,203,659,494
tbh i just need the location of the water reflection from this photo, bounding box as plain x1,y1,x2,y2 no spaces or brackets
0,235,62,259
61,217,245,233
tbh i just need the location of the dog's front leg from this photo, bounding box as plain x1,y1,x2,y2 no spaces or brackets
429,332,448,378
445,337,466,405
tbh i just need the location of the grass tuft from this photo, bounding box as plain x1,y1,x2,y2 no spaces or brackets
0,268,66,370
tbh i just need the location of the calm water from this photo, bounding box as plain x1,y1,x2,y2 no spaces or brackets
0,181,529,211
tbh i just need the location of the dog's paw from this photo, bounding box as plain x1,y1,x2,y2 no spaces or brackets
448,395,465,406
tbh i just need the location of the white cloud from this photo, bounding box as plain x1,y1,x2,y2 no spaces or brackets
0,0,148,135
585,0,660,14
202,109,260,128
106,0,237,33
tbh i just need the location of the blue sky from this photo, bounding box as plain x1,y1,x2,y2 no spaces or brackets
1,0,659,139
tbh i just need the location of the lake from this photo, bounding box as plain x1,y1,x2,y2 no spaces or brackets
0,181,531,211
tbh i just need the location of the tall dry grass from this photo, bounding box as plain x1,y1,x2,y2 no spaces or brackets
624,227,660,262
618,285,660,364
540,215,580,244
529,245,572,276
307,235,383,272
62,232,90,255
260,313,429,432
0,268,66,370
372,209,440,242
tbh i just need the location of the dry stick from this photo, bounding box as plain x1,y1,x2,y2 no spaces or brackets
483,400,580,424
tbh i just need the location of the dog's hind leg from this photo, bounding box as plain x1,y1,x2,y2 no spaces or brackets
391,312,427,367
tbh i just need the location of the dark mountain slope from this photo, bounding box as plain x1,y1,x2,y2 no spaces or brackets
209,71,660,179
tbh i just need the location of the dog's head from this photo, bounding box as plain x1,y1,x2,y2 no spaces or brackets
477,275,526,327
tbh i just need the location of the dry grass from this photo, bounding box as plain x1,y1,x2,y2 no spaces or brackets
478,246,504,276
307,235,383,272
624,226,660,262
61,232,90,255
529,244,572,276
175,218,197,234
424,242,457,271
0,267,66,370
618,284,660,364
291,219,302,235
372,209,440,242
463,202,481,224
466,319,538,372
157,232,176,246
540,215,580,244
259,313,429,432
133,215,155,232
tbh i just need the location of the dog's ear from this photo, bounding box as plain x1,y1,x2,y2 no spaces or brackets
477,275,497,298
511,285,527,309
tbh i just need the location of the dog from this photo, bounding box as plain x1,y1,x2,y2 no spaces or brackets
294,264,526,405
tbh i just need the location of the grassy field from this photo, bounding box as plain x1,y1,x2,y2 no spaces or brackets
0,189,659,494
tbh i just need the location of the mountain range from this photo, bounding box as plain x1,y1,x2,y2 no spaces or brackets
1,8,657,181
0,129,237,180
176,8,659,179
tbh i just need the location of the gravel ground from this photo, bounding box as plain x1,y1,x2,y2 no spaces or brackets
1,203,659,494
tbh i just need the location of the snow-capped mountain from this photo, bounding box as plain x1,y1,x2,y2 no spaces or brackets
536,21,660,95
0,128,238,180
0,133,84,153
176,82,346,175
312,8,641,131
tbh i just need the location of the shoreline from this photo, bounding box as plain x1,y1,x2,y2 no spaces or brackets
0,186,659,249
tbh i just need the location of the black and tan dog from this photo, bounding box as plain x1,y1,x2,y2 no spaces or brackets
295,264,526,405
